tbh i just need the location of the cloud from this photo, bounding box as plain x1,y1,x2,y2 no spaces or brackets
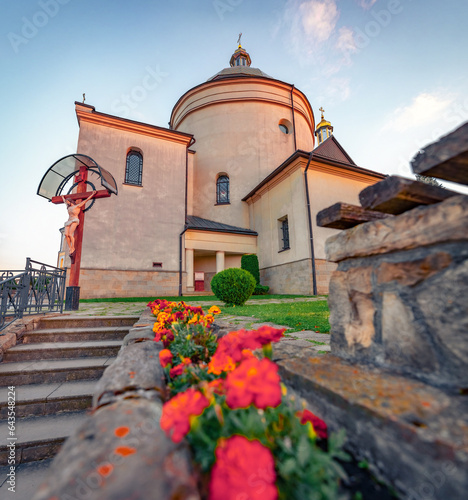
335,26,357,55
356,0,378,9
299,0,340,43
382,92,455,132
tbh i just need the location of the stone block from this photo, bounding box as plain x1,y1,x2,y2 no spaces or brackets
33,399,200,500
93,341,165,408
381,292,438,374
415,260,468,388
376,252,452,286
329,269,376,357
326,195,468,262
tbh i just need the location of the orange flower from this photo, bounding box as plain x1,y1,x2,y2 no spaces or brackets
207,351,236,375
209,435,277,500
160,388,210,443
225,357,282,409
297,409,328,440
159,349,173,368
208,330,262,375
208,305,221,315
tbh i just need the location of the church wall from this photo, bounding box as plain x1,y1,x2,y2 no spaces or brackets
250,166,310,270
306,165,381,260
68,268,184,299
76,121,187,275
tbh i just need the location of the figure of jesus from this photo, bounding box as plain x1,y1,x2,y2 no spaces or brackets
61,191,96,256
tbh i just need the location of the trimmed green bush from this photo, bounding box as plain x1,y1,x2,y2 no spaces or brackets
241,254,269,295
211,268,256,306
254,284,270,295
241,254,260,285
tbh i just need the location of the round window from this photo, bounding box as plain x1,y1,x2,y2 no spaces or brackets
278,119,293,135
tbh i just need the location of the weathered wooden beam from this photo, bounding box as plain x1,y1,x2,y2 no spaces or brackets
359,175,458,215
411,122,468,185
316,202,392,229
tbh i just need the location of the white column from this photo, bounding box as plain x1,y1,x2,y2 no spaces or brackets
216,251,225,274
186,248,194,291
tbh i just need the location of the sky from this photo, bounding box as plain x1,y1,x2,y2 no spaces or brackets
1,0,467,270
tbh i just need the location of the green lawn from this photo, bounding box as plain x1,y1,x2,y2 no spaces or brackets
79,294,312,303
219,300,330,333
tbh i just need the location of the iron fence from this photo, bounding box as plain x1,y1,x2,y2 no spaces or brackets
0,258,67,332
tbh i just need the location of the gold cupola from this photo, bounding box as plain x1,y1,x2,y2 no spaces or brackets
315,107,334,145
229,33,252,67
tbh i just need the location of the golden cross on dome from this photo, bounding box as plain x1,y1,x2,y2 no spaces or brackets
237,33,242,46
319,106,325,119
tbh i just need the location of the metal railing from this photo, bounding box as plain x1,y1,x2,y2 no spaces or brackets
0,258,67,332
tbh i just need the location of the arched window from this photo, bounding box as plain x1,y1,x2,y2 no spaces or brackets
125,150,143,185
216,175,230,204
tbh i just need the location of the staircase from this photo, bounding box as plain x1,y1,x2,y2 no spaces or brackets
0,315,137,498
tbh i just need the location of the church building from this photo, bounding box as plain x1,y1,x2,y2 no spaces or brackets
59,43,385,298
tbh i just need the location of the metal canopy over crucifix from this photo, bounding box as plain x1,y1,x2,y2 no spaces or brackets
37,154,118,310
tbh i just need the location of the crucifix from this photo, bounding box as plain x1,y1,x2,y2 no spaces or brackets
237,33,242,46
50,165,111,309
319,106,325,119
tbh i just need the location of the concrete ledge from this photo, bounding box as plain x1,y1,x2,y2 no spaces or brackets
275,343,468,500
32,399,200,500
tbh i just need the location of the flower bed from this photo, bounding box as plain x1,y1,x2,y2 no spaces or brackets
148,299,349,500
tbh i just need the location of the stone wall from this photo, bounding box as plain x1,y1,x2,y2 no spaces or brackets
260,258,336,295
326,195,468,390
70,268,186,299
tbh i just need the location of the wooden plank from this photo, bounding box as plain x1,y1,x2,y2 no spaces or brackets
51,189,111,204
359,175,459,215
316,202,392,229
411,122,468,185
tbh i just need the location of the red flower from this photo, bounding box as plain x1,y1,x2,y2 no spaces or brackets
209,435,277,500
160,388,210,443
225,357,282,409
169,357,191,378
159,349,173,368
297,409,328,440
253,326,285,345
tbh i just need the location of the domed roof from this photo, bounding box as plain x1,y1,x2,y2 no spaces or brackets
207,66,272,81
207,40,272,81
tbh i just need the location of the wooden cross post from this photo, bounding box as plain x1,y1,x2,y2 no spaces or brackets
51,165,110,310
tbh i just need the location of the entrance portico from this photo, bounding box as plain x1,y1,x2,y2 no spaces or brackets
183,216,257,293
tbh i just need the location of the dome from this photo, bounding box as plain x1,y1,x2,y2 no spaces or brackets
207,66,272,81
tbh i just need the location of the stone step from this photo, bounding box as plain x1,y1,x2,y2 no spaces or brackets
3,340,123,362
0,380,98,419
22,326,130,343
0,411,87,466
38,315,139,330
0,357,115,387
0,458,53,499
